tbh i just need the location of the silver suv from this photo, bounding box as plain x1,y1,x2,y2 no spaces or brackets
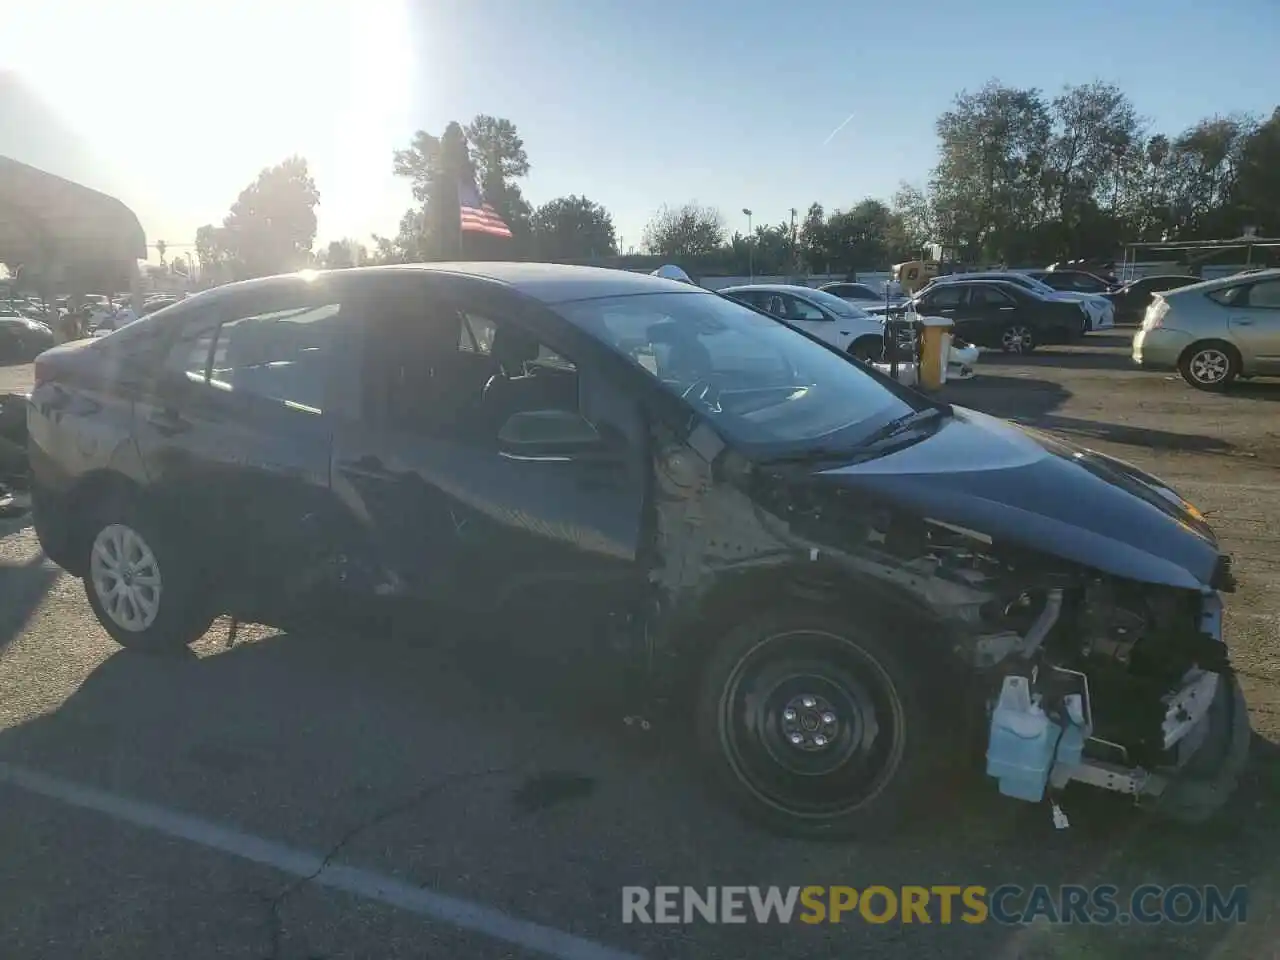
1132,268,1280,390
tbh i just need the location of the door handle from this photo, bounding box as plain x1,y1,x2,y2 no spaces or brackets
146,408,190,436
999,306,1016,311
1232,318,1253,325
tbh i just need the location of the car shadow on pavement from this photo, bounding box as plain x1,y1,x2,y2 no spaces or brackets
0,528,59,656
1228,380,1280,403
1024,414,1240,457
941,374,1072,420
0,620,1276,959
980,348,1136,372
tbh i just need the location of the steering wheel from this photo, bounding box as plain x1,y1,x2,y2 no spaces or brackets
681,378,723,414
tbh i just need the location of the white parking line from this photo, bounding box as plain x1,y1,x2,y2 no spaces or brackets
0,761,641,960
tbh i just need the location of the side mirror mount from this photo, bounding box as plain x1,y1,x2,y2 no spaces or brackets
498,409,601,458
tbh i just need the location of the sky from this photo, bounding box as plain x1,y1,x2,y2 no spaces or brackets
3,0,1279,263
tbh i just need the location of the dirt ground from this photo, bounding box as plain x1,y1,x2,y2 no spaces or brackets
0,337,1277,960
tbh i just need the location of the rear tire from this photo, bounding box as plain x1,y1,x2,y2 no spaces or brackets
695,610,933,839
1000,325,1035,353
82,499,214,653
1179,341,1239,391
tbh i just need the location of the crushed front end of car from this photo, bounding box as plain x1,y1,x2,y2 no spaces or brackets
665,406,1252,829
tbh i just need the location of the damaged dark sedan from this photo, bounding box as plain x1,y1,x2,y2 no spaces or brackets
26,263,1249,838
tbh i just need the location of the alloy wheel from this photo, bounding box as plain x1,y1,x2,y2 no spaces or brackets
1188,348,1230,386
90,523,163,632
1001,325,1033,353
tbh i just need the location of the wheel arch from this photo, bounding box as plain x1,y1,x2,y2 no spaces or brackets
652,562,959,709
57,469,146,576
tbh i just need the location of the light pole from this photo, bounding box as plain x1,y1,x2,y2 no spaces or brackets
742,208,754,280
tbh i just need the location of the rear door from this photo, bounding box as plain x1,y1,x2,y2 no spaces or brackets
134,282,341,611
333,278,650,620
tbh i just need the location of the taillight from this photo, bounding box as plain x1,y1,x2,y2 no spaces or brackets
1143,297,1170,330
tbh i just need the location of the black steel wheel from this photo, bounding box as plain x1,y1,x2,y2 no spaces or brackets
696,612,931,838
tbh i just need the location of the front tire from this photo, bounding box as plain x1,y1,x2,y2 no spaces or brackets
1179,342,1239,391
82,501,214,652
849,336,885,363
695,612,931,839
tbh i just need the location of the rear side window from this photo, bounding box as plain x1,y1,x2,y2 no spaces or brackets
166,297,342,414
1207,286,1247,307
971,285,1015,307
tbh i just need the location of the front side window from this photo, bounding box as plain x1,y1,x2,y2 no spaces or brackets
922,285,965,309
380,306,579,443
781,295,826,322
800,288,871,318
1245,280,1280,309
557,291,919,451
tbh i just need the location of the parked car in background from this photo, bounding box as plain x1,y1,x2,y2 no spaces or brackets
1026,268,1116,295
884,279,1083,352
1104,275,1197,324
719,283,915,362
25,262,1247,838
0,311,55,362
818,281,908,308
917,271,1114,332
1132,267,1280,390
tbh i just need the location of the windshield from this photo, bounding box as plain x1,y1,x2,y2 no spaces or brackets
802,288,871,318
557,291,918,450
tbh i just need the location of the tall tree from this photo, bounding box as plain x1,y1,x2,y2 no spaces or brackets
465,114,533,250
392,122,471,260
930,81,1051,261
215,156,321,278
1235,107,1280,235
530,196,617,260
641,203,725,258
1040,82,1143,257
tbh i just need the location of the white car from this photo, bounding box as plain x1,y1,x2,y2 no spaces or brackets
719,284,916,361
720,284,979,379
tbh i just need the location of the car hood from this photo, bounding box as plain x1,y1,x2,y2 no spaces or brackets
814,407,1220,589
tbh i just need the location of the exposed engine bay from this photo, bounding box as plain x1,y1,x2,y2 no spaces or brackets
875,512,1236,822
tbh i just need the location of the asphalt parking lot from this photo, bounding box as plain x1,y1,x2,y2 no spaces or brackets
1,335,1278,960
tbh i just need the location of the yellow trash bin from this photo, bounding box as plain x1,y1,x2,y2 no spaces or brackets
918,315,954,391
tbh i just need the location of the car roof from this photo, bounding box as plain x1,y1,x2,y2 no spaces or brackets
180,262,704,308
928,276,1029,288
1128,274,1196,284
1162,267,1280,298
719,283,821,297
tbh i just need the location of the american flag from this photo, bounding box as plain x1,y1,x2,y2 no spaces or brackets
458,177,513,238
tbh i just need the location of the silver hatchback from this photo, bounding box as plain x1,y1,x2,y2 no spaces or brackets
1132,268,1280,389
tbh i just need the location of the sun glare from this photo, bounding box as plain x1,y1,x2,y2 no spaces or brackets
6,0,414,248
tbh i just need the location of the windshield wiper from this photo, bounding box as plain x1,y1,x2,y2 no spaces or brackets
757,403,952,467
856,404,950,447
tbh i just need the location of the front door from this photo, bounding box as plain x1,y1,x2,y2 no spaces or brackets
332,281,649,627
